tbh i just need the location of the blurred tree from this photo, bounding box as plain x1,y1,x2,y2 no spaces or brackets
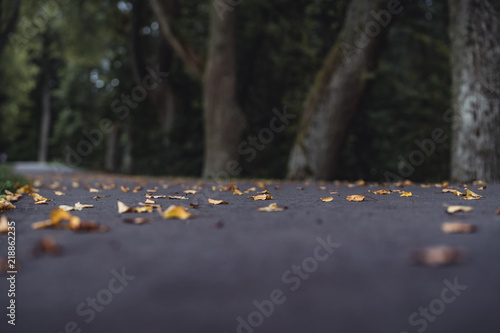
287,0,390,180
448,0,500,182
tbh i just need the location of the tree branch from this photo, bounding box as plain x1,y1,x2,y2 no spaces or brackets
149,0,203,79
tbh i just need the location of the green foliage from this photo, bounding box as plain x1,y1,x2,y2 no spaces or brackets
0,164,29,193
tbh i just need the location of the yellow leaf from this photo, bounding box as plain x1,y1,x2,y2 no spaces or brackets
134,206,153,213
160,205,191,220
258,203,284,212
208,198,229,205
347,195,365,202
441,222,476,234
183,190,198,194
117,200,133,214
446,205,473,214
400,191,412,197
233,188,243,195
321,197,334,202
30,193,52,202
168,195,188,200
4,190,22,201
0,200,16,212
249,194,273,200
244,187,257,193
54,191,66,196
463,189,482,200
121,186,130,193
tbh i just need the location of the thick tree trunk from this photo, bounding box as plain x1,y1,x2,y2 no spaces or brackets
202,5,245,178
287,0,389,180
38,78,51,162
448,0,500,182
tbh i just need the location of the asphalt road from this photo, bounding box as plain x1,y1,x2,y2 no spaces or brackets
1,172,499,333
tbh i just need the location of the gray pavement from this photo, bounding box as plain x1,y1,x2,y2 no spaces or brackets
1,172,499,333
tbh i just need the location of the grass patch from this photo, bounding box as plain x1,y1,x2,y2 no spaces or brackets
0,164,30,194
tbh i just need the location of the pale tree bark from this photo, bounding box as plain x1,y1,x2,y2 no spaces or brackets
202,4,245,178
149,0,245,178
287,0,390,180
448,0,500,182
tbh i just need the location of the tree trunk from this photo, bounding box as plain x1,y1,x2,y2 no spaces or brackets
448,0,500,182
287,0,389,180
105,125,119,172
38,78,51,162
202,4,245,178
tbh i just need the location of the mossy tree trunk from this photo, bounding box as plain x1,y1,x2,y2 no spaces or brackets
287,0,390,180
448,0,500,182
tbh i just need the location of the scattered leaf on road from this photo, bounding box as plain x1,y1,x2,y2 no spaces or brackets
446,205,473,214
441,222,477,234
321,197,334,202
249,194,273,200
0,200,15,212
0,215,8,233
183,190,198,194
159,205,191,220
347,195,365,202
168,195,188,200
121,186,130,193
258,203,284,212
410,245,465,266
54,191,66,196
208,198,229,205
400,191,412,197
117,200,133,214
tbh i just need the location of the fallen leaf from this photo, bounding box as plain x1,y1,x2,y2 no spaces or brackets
400,191,412,197
74,202,94,210
58,205,75,211
183,190,198,194
159,205,191,220
133,186,143,193
134,206,153,213
117,201,133,214
259,190,270,194
0,200,15,212
355,179,367,186
101,184,116,190
32,236,63,257
123,218,150,224
16,184,34,194
89,188,101,193
92,195,106,199
54,191,66,196
30,193,52,202
446,205,473,214
347,195,365,202
441,222,477,234
145,199,155,204
463,189,482,200
189,203,199,209
168,195,188,200
121,185,130,193
410,245,465,266
32,209,72,229
71,181,80,188
297,187,304,190
496,208,500,214
4,190,22,201
0,215,8,233
321,197,334,202
318,186,327,190
147,189,157,193
233,188,243,195
208,198,229,205
249,194,273,201
258,203,284,212
369,190,391,195
245,187,257,193
146,194,166,199
477,186,487,190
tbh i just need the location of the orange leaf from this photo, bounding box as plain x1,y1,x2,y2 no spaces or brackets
347,195,365,202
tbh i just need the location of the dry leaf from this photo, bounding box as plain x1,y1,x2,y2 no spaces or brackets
463,189,482,200
496,208,500,214
134,206,153,213
321,197,334,202
168,195,188,200
183,190,198,194
0,200,15,212
101,184,116,190
32,236,63,257
159,205,191,220
233,188,243,195
259,190,270,194
441,222,477,234
145,199,155,204
89,188,100,193
4,190,22,201
258,203,284,212
58,205,75,211
446,205,473,214
16,184,34,194
477,186,487,190
123,217,150,224
74,202,94,210
54,191,66,196
370,190,391,195
410,245,465,266
147,189,157,193
121,186,130,193
32,208,72,229
31,193,52,202
347,195,365,202
208,198,229,205
189,203,199,209
355,179,367,186
249,194,273,200
117,201,133,214
71,181,80,188
0,215,8,233
245,187,257,193
400,191,412,197
318,186,327,190
133,186,142,193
